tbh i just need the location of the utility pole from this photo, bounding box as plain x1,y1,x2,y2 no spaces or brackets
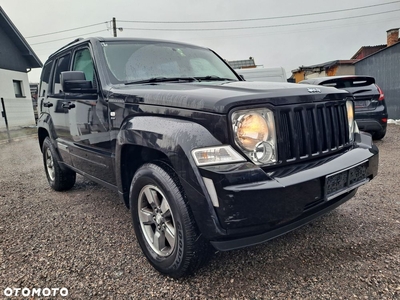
1,98,11,142
112,17,117,37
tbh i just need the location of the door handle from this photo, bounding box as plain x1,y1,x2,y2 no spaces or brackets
43,102,53,108
62,102,75,109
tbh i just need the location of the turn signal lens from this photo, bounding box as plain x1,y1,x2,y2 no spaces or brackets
192,146,246,166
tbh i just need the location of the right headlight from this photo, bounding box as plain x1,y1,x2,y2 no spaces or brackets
232,108,277,165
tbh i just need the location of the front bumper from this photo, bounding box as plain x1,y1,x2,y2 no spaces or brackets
197,133,379,251
211,189,357,251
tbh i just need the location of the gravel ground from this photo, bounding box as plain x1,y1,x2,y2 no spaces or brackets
1,126,399,299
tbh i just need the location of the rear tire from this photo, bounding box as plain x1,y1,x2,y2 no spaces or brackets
129,162,211,278
42,137,76,191
372,128,386,140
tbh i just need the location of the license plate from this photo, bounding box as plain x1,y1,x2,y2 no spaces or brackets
354,100,370,108
325,163,368,200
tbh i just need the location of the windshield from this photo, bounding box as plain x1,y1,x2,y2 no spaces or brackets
101,41,238,84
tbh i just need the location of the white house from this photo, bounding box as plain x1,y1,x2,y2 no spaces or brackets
0,6,42,129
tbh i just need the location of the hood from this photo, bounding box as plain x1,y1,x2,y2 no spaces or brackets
107,81,350,114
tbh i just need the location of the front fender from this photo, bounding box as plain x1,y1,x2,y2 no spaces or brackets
116,116,228,238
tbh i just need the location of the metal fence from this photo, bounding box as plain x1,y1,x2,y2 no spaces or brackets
0,97,37,143
355,43,400,120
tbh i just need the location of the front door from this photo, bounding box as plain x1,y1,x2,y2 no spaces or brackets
65,46,115,185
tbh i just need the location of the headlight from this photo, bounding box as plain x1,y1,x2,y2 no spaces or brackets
346,100,356,141
232,108,277,165
237,113,269,150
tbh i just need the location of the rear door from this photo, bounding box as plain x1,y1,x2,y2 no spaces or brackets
38,61,53,117
45,53,74,166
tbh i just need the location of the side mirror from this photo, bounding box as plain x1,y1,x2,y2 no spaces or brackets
239,74,245,81
61,71,96,93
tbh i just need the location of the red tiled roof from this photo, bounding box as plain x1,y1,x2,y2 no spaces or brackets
351,45,387,59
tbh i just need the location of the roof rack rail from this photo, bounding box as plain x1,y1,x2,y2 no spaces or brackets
50,38,85,57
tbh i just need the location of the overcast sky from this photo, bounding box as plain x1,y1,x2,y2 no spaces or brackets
2,0,399,82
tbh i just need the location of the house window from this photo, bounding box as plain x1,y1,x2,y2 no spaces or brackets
13,80,24,97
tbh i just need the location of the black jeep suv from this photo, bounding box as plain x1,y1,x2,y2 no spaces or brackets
300,76,388,140
37,37,379,278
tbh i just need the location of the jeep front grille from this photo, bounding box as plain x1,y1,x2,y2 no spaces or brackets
277,101,350,163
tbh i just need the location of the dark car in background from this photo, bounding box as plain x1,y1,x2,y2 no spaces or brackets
299,76,388,140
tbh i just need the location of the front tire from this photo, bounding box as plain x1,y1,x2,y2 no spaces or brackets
42,137,76,191
130,162,210,278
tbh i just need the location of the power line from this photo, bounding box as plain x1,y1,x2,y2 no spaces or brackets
181,16,399,43
30,30,109,45
122,9,400,31
119,0,400,24
24,1,400,46
23,1,399,42
26,22,108,38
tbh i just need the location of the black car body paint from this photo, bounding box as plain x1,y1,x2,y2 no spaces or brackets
37,37,379,254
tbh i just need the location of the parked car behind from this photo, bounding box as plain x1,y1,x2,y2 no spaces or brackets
299,76,388,140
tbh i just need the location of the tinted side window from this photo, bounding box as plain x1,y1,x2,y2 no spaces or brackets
39,62,53,97
52,54,71,94
72,48,94,82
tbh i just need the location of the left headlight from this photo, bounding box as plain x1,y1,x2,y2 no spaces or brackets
346,100,357,141
232,108,277,165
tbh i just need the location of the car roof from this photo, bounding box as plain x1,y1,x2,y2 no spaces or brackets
48,37,208,59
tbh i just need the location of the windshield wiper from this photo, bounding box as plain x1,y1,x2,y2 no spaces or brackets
194,75,236,82
125,77,199,85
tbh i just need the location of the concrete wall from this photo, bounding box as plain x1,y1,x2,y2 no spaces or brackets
335,65,355,76
0,69,35,129
355,43,400,119
305,71,327,79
